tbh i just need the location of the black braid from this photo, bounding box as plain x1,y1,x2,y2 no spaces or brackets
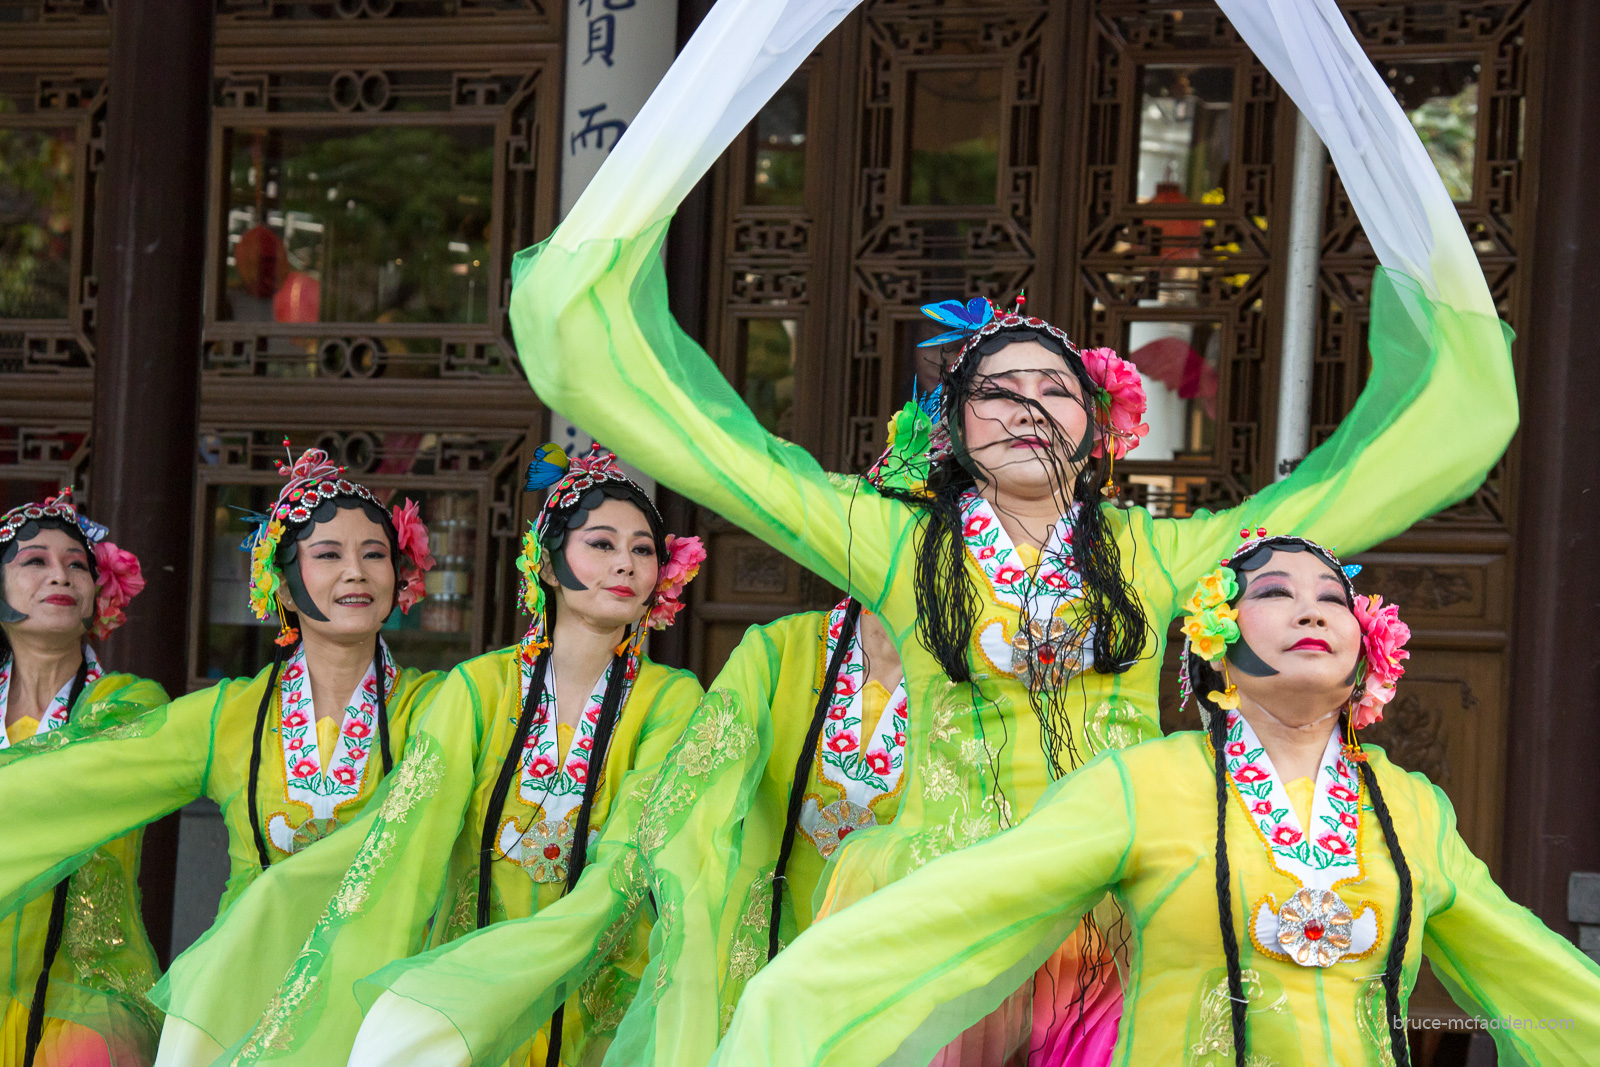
1357,745,1414,1067
247,643,288,870
1208,705,1249,1067
375,642,394,775
478,643,552,929
769,600,862,961
23,657,90,1067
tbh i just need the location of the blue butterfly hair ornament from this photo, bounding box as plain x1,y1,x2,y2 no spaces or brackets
232,506,273,552
1342,564,1362,579
524,441,570,491
916,297,995,349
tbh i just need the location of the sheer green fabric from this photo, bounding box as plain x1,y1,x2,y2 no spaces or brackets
714,737,1600,1067
512,214,1515,912
169,648,703,1067
0,672,168,1066
346,612,843,1067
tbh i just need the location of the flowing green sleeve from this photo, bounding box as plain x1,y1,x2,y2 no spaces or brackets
162,663,487,1066
1419,782,1600,1065
514,229,911,612
0,681,213,916
344,667,768,1067
714,752,1134,1067
1151,268,1515,594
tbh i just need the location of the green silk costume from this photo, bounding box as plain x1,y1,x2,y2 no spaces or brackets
714,736,1600,1067
342,610,892,1067
154,646,703,1067
0,670,168,1067
0,655,441,1066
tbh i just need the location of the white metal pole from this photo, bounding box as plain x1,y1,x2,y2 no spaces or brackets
1274,108,1327,481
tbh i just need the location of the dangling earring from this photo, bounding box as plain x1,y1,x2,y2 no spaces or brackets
1100,436,1120,499
1207,663,1241,711
273,601,299,648
1342,703,1368,764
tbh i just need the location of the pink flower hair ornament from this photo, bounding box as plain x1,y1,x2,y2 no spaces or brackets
389,498,436,614
645,534,706,631
1351,593,1410,729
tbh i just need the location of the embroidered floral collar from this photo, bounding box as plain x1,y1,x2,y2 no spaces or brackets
958,492,1082,612
276,639,396,821
815,600,909,806
0,646,102,749
1215,709,1383,969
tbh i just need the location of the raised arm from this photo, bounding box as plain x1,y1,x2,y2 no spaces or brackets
1155,0,1516,591
512,1,910,607
0,681,205,916
714,752,1135,1067
1420,783,1600,1064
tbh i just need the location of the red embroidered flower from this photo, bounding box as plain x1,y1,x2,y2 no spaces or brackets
566,761,589,784
332,766,358,787
829,615,845,639
864,749,891,776
1040,571,1070,591
976,546,997,560
1251,800,1272,816
1328,785,1358,803
527,754,557,779
894,731,906,747
834,677,857,697
284,710,308,729
1270,826,1303,847
1339,811,1360,829
283,664,305,681
963,515,991,537
994,565,1025,587
1317,832,1353,857
578,737,594,751
1227,741,1247,757
1233,763,1269,784
585,706,602,723
827,706,848,721
825,732,859,754
342,721,369,741
291,758,319,779
288,738,305,751
360,701,375,715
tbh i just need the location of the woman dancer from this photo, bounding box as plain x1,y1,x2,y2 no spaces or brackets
714,532,1600,1066
0,449,443,1064
0,490,165,1067
157,446,707,1067
499,0,1514,1061
339,408,932,1067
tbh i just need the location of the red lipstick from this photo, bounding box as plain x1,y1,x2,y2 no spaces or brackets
1289,638,1331,653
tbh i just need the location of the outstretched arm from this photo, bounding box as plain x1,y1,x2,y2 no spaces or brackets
714,753,1135,1067
1156,0,1516,592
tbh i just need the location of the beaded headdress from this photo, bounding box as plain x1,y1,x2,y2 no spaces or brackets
0,488,143,640
915,296,1151,473
516,443,703,663
1178,528,1410,759
241,440,435,646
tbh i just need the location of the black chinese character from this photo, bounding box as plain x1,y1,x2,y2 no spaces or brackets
570,103,627,153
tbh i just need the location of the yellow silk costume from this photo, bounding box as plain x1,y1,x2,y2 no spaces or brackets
716,736,1600,1066
154,646,703,1067
0,670,167,1067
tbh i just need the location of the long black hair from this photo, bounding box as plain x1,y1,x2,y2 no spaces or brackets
877,325,1150,776
477,477,666,1067
1187,543,1413,1067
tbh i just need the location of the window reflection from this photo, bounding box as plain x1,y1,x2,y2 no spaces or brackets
749,74,808,207
906,67,1001,206
222,125,494,326
0,123,76,320
1136,66,1233,204
1384,60,1479,201
738,318,797,438
1124,320,1219,460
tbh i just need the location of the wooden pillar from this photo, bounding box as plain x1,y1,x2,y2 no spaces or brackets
1501,0,1600,934
88,0,215,964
